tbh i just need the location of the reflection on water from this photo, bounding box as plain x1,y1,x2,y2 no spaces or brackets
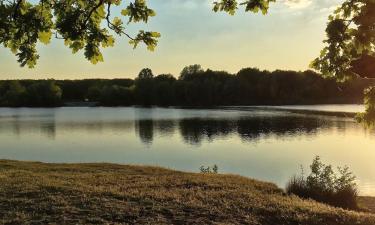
0,109,349,145
136,120,154,145
0,107,374,195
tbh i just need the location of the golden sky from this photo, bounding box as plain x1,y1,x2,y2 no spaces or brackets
0,0,343,79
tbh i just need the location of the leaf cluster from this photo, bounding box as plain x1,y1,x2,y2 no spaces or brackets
0,0,159,67
311,0,375,81
213,0,276,15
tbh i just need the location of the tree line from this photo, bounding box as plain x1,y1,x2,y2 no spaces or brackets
0,65,374,107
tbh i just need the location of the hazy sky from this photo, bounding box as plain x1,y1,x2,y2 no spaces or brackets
0,0,343,79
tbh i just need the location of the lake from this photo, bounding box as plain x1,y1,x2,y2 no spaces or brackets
0,105,374,196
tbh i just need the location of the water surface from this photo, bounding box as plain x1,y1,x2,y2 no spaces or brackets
0,106,374,195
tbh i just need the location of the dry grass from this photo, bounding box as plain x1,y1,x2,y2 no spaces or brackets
359,197,375,214
0,160,374,225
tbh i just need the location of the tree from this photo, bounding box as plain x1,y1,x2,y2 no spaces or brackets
0,0,160,68
179,64,204,80
25,80,62,107
137,68,154,80
308,0,375,123
310,0,375,81
153,74,177,106
135,68,154,105
99,85,134,106
0,81,26,106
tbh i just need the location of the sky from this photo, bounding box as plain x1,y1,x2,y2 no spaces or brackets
0,0,344,80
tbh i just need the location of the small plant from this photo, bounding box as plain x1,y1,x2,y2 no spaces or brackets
286,156,358,210
200,164,219,174
212,164,218,173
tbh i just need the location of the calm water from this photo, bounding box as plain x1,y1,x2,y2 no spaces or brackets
260,104,365,113
0,106,374,195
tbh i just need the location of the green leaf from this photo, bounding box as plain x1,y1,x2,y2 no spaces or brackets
38,31,52,45
121,9,129,16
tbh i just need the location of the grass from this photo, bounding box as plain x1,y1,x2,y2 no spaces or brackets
359,197,375,213
0,160,375,225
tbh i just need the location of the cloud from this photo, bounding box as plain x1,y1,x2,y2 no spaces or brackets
283,0,313,9
282,0,343,10
153,0,342,13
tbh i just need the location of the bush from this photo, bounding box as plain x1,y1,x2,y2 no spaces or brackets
286,156,358,210
200,164,218,174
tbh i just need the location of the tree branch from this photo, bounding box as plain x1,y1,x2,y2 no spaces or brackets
12,0,22,20
105,3,135,41
78,0,105,34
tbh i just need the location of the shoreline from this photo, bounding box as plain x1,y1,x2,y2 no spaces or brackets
0,104,364,118
0,159,374,224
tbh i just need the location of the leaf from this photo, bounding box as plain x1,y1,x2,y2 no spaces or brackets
121,9,130,16
102,36,115,48
150,32,161,38
38,31,52,45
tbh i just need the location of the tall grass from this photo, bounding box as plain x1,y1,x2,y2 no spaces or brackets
286,156,358,210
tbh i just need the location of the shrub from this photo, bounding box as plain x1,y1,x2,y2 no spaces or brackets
286,156,358,210
200,164,219,174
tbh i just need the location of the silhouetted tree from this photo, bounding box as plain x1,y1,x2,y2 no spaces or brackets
179,64,204,81
0,68,373,107
99,85,135,106
138,68,154,80
0,81,26,107
135,68,155,105
25,80,62,107
153,74,177,106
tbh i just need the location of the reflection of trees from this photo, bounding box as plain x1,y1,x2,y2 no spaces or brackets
154,120,176,137
0,114,57,139
179,119,235,145
178,116,340,145
0,116,135,140
0,112,357,147
40,122,56,139
236,116,323,142
135,120,154,145
134,120,176,145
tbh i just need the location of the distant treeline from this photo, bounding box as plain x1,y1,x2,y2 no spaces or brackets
1,65,374,107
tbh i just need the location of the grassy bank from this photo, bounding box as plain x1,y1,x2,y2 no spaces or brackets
0,160,374,225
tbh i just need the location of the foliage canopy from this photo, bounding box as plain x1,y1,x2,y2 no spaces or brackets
310,0,375,81
0,0,160,68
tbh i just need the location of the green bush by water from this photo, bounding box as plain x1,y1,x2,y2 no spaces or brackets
286,156,358,210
